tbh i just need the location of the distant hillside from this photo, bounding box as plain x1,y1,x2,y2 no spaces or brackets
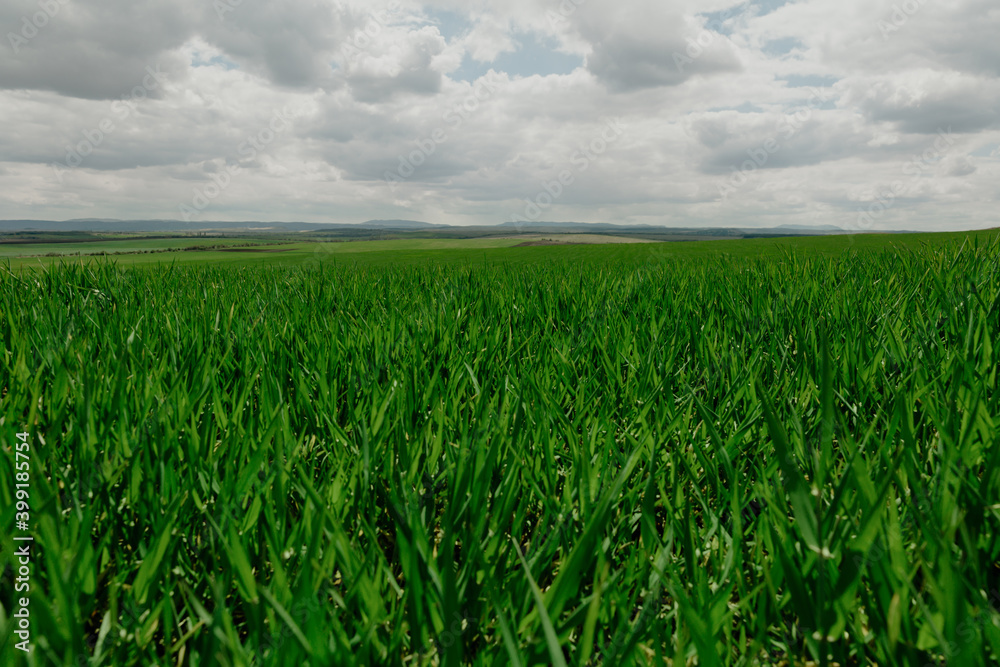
496,221,854,237
0,218,880,237
359,220,441,229
775,224,846,233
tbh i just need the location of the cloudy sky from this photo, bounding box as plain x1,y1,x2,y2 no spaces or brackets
1,0,997,230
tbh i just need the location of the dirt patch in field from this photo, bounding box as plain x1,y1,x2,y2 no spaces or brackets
217,248,291,253
514,240,586,247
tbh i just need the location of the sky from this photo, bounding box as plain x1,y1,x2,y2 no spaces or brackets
1,0,998,230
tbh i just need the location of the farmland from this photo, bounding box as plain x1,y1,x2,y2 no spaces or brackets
0,228,996,270
1,230,999,665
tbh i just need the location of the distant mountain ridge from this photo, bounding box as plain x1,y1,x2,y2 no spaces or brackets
358,220,440,229
0,218,870,236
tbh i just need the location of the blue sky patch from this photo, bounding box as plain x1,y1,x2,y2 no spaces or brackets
754,0,795,16
779,74,838,88
192,54,239,70
700,0,794,35
970,143,998,158
427,9,472,41
450,32,583,82
762,37,803,57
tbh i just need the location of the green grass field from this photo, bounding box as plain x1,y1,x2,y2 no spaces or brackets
1,230,999,665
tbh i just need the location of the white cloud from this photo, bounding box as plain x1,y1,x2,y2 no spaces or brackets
460,15,516,62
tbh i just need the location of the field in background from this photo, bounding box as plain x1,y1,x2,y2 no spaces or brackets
3,228,1000,269
1,230,999,665
0,236,284,260
505,234,658,245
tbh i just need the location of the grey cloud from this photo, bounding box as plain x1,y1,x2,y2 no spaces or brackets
347,65,442,103
205,1,343,88
0,0,194,99
587,37,740,91
313,117,513,184
693,111,869,174
687,116,732,148
342,150,476,183
341,28,446,103
941,155,976,177
1,87,313,178
0,0,347,98
893,0,1000,78
786,0,1000,84
576,5,741,92
847,77,1000,134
